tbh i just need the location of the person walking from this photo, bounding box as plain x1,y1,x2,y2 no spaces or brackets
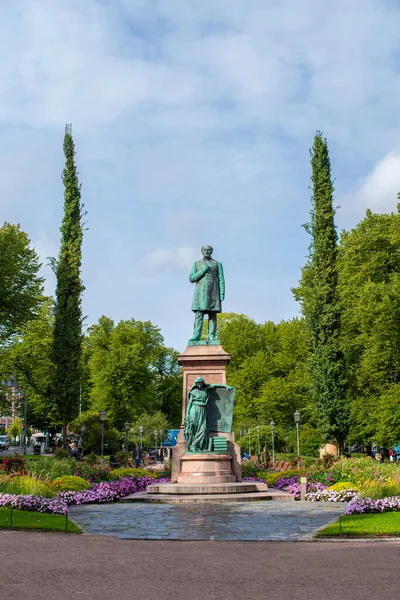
134,443,142,468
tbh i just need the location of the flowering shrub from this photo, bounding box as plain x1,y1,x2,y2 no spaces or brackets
0,475,170,515
321,453,337,468
0,493,68,514
275,475,299,490
306,488,359,502
345,496,400,515
1,455,28,475
114,451,131,467
52,475,91,492
73,461,111,483
327,481,358,492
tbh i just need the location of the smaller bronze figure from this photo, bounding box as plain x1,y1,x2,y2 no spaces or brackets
184,376,233,452
189,245,225,342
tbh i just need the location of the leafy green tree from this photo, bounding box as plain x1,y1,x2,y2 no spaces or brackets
69,410,121,455
2,299,57,430
85,317,176,428
215,313,310,435
151,347,182,427
7,417,22,442
338,207,400,446
0,222,44,346
293,132,349,449
129,411,169,450
52,125,85,445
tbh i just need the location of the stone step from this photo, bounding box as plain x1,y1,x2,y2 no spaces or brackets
146,482,268,495
122,489,294,504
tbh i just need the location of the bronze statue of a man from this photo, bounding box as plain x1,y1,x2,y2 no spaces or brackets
189,245,225,341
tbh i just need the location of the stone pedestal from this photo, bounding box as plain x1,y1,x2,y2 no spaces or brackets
171,342,241,484
177,453,236,484
172,343,232,482
178,343,231,425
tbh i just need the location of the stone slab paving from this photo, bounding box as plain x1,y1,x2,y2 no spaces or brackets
69,500,346,541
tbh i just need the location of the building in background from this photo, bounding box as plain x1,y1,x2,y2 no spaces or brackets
0,378,22,433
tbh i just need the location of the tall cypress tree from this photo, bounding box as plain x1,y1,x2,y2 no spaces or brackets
52,125,85,445
294,132,349,450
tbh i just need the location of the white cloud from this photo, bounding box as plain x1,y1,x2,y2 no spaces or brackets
344,152,400,217
142,247,198,273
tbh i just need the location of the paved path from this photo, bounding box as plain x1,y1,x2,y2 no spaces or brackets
69,500,345,540
1,531,399,600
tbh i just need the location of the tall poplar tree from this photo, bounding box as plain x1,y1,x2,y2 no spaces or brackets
293,132,349,450
52,125,85,444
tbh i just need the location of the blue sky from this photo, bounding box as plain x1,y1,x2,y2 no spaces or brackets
2,0,400,351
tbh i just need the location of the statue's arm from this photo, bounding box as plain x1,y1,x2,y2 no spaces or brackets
218,262,225,300
189,261,209,283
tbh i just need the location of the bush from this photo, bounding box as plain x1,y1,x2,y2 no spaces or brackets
1,455,28,474
55,448,70,460
74,460,111,483
321,453,337,468
241,462,271,479
327,481,359,491
28,457,76,480
109,468,158,481
0,474,55,498
242,467,302,486
52,476,91,492
114,451,131,467
275,454,319,468
359,478,400,500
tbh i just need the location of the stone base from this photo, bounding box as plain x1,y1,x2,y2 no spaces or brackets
147,481,268,494
177,453,236,484
122,486,295,504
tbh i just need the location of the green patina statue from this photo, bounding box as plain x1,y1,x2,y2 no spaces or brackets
189,245,225,342
184,376,234,452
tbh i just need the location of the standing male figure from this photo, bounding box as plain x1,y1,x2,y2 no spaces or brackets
189,245,225,342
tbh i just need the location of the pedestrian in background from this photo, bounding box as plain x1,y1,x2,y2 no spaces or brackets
134,442,142,468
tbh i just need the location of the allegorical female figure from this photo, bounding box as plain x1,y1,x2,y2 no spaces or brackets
184,376,233,452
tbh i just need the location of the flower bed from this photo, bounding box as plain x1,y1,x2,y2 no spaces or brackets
345,496,400,515
305,488,359,502
0,475,170,515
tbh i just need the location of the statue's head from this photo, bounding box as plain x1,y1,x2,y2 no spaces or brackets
194,376,205,389
201,245,213,258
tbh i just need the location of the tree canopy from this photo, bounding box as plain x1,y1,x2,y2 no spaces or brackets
0,222,44,346
52,125,85,443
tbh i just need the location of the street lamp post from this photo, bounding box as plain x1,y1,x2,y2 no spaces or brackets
256,425,261,464
248,428,252,458
124,421,130,452
270,420,275,468
294,410,301,462
155,430,158,452
23,379,27,454
139,425,143,449
99,411,106,464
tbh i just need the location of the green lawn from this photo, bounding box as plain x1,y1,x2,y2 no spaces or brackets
0,508,81,533
317,512,400,537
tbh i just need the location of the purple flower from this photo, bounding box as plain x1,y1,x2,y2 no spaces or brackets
0,475,170,515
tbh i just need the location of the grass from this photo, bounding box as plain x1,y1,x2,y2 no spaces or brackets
0,508,81,533
317,513,400,538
